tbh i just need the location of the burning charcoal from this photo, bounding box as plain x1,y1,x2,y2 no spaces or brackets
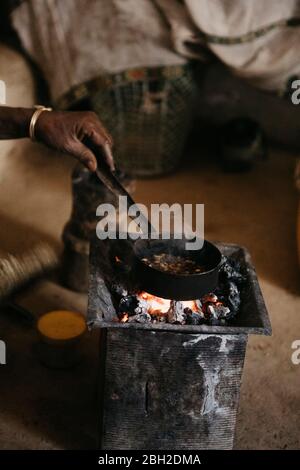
135,312,152,323
167,301,186,324
127,315,138,323
158,315,167,323
112,284,128,297
214,303,231,319
119,295,138,316
202,301,213,317
127,313,152,323
183,307,193,315
201,293,218,304
206,304,219,319
205,299,232,321
226,281,241,314
186,311,203,325
219,256,246,284
119,313,129,323
150,312,167,323
211,255,245,321
134,298,148,315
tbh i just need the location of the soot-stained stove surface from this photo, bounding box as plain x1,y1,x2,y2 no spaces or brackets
87,235,271,336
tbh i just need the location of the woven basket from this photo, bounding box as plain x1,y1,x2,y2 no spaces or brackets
90,65,197,176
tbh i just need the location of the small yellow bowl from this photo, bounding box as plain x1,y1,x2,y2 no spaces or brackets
36,310,87,368
37,310,86,344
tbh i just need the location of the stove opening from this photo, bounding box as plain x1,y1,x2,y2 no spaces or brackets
115,255,246,326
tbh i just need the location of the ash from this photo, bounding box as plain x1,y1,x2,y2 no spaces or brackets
116,256,246,326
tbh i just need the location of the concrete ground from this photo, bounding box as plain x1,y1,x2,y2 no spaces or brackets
0,44,299,449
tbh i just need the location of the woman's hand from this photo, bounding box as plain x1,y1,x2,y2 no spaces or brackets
35,110,114,172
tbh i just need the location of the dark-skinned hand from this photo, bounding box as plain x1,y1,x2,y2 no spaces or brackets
35,110,114,172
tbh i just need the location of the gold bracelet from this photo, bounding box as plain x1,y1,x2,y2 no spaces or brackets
29,105,52,141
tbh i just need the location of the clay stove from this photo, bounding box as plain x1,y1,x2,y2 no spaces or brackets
87,235,271,450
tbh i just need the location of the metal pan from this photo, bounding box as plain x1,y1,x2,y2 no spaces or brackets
132,237,222,300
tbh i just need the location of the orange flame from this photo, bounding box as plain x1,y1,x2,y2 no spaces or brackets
137,292,200,315
138,292,170,315
181,300,199,312
120,313,129,323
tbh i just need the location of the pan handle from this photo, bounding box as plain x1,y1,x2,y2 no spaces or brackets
85,137,155,236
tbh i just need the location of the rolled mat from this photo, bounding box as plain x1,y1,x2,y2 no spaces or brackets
0,243,59,299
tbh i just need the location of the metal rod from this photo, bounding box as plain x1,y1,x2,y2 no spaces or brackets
95,168,154,236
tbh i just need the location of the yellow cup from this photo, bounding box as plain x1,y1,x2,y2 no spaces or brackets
36,310,87,368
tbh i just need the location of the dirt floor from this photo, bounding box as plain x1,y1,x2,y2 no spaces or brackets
0,44,299,450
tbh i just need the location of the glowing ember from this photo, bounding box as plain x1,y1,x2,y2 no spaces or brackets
118,291,231,325
137,293,200,315
120,313,129,323
181,300,199,313
138,292,170,314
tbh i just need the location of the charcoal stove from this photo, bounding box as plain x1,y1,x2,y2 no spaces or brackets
87,234,271,450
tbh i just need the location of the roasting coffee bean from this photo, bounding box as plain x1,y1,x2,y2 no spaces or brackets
142,253,204,275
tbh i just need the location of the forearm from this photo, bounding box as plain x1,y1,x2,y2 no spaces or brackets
0,106,34,139
0,106,114,172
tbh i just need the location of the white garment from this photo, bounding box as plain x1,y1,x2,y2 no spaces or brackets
11,0,186,103
11,0,300,99
156,0,300,90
